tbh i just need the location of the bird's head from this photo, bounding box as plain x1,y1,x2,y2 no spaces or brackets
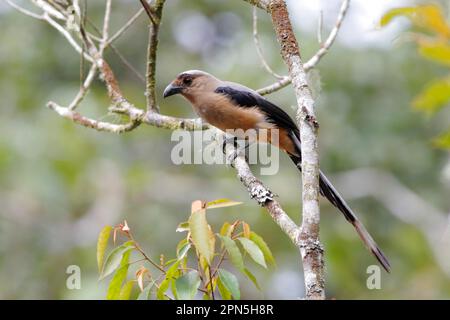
163,70,218,99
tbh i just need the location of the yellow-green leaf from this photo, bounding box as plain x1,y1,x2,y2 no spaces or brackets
206,198,243,210
189,207,215,264
176,221,189,233
157,278,171,300
432,130,450,149
380,5,450,38
220,222,232,237
244,268,261,291
217,276,232,300
97,225,112,273
106,250,131,299
157,260,181,300
119,280,134,300
413,77,450,114
242,222,251,239
218,234,244,272
218,269,240,300
380,7,417,27
418,40,450,66
237,237,267,269
249,231,276,267
100,241,134,280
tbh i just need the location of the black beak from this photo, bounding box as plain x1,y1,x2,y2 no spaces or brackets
163,83,183,98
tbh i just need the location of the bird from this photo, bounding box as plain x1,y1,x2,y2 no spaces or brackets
163,70,391,272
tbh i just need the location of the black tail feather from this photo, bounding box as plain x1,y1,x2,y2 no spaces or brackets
289,154,391,272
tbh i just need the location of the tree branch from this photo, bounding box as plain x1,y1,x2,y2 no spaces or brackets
143,0,166,112
269,0,324,299
226,147,300,245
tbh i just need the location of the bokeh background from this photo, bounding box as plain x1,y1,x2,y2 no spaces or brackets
1,0,450,299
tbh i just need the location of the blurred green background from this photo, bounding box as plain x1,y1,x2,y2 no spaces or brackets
0,0,449,299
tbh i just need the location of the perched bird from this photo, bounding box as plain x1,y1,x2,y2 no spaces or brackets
163,70,391,272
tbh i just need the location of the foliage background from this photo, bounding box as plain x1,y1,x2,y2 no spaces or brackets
0,0,449,299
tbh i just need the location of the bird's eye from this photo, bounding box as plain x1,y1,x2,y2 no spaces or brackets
183,77,193,86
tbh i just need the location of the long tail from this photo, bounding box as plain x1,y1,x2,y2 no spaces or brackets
288,137,391,272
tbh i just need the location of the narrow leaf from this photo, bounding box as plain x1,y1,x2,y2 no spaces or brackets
242,222,251,239
137,282,154,300
433,130,450,149
218,234,244,272
206,198,242,210
100,241,134,280
418,40,450,66
119,280,134,300
177,243,191,261
97,225,112,273
380,7,417,27
189,207,215,264
175,271,201,300
220,222,231,237
237,237,267,268
176,221,189,233
157,278,171,300
218,269,240,300
413,77,450,114
106,250,131,299
244,268,261,291
249,231,276,267
217,276,232,300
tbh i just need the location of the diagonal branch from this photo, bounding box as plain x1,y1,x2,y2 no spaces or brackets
226,147,300,244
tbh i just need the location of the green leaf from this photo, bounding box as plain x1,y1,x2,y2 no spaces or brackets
217,235,244,272
218,269,240,300
100,241,134,280
137,282,154,300
177,243,191,261
413,77,450,114
244,268,261,291
380,7,417,27
432,130,450,149
249,231,276,267
175,271,201,300
176,221,189,233
380,5,450,38
106,250,131,299
157,278,171,300
119,280,134,300
171,278,179,300
97,225,112,273
217,276,232,300
206,198,242,210
157,260,181,300
220,222,232,237
418,41,450,66
237,237,267,268
189,208,215,264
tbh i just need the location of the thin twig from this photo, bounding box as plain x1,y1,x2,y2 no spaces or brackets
253,6,283,79
107,8,146,46
255,0,350,96
6,0,44,19
304,0,350,70
69,63,97,110
100,0,112,53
